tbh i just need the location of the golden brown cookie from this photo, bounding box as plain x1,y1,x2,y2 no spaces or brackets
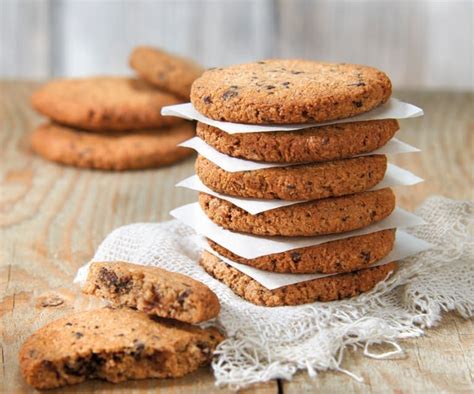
31,77,182,131
83,262,220,324
200,251,397,306
130,46,204,99
191,60,392,124
19,308,224,389
207,229,396,274
199,188,396,236
196,154,387,201
30,122,194,170
196,119,398,163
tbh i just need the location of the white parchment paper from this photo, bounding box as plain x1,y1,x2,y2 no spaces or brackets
169,203,426,259
195,230,432,290
179,137,420,172
162,98,423,134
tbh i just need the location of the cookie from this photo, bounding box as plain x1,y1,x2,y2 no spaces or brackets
19,308,224,389
199,188,395,236
200,251,397,306
196,154,387,201
31,77,182,131
83,262,220,324
196,119,398,163
207,229,396,274
30,122,194,170
130,46,204,99
191,60,392,124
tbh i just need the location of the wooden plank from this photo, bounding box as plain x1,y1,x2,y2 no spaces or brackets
0,82,472,392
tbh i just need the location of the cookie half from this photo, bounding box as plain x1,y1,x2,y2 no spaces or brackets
130,46,204,99
83,262,220,324
30,122,194,170
207,229,396,274
196,154,387,201
19,308,224,389
200,251,397,306
196,120,398,163
199,188,395,236
31,77,182,131
191,59,392,124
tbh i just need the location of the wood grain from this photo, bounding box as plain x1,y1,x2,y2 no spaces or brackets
0,81,472,393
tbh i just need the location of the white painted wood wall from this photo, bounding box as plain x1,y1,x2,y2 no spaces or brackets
1,0,472,90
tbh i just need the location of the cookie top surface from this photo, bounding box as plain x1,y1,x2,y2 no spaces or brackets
130,46,204,99
191,59,392,124
31,77,182,131
196,119,398,163
83,262,220,323
30,122,194,170
19,307,223,370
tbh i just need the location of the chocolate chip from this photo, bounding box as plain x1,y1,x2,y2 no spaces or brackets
132,340,145,360
266,85,275,90
291,71,303,75
348,82,366,87
352,100,363,108
75,332,84,339
178,289,192,305
341,216,349,222
290,252,302,263
203,95,213,104
222,89,238,100
282,82,290,88
98,268,132,294
361,251,371,263
65,322,72,326
64,354,105,377
286,184,296,189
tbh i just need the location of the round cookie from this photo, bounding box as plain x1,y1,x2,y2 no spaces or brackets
130,46,204,99
196,119,398,163
191,60,392,124
207,229,396,274
200,251,397,306
19,307,224,389
196,154,387,201
31,77,182,131
198,188,396,237
30,122,195,170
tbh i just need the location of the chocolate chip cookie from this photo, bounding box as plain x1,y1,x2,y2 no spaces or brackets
30,122,194,170
191,60,392,124
31,77,181,131
200,251,397,306
207,229,396,274
199,188,396,236
196,119,398,163
19,307,224,389
83,262,220,323
130,46,204,99
196,154,387,200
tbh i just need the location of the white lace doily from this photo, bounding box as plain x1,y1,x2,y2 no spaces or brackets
75,196,473,389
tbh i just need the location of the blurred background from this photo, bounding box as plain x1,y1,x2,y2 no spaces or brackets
1,0,473,90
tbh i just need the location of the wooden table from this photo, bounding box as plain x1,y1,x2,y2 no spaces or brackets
1,82,472,393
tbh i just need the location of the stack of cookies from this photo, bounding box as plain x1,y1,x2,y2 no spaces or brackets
19,262,223,389
167,60,425,307
30,46,203,170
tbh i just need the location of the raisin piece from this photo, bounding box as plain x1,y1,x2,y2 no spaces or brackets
203,95,212,104
290,252,302,263
222,89,238,100
352,100,363,108
178,289,192,305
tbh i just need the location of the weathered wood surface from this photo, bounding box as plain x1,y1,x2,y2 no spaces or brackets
0,82,473,393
